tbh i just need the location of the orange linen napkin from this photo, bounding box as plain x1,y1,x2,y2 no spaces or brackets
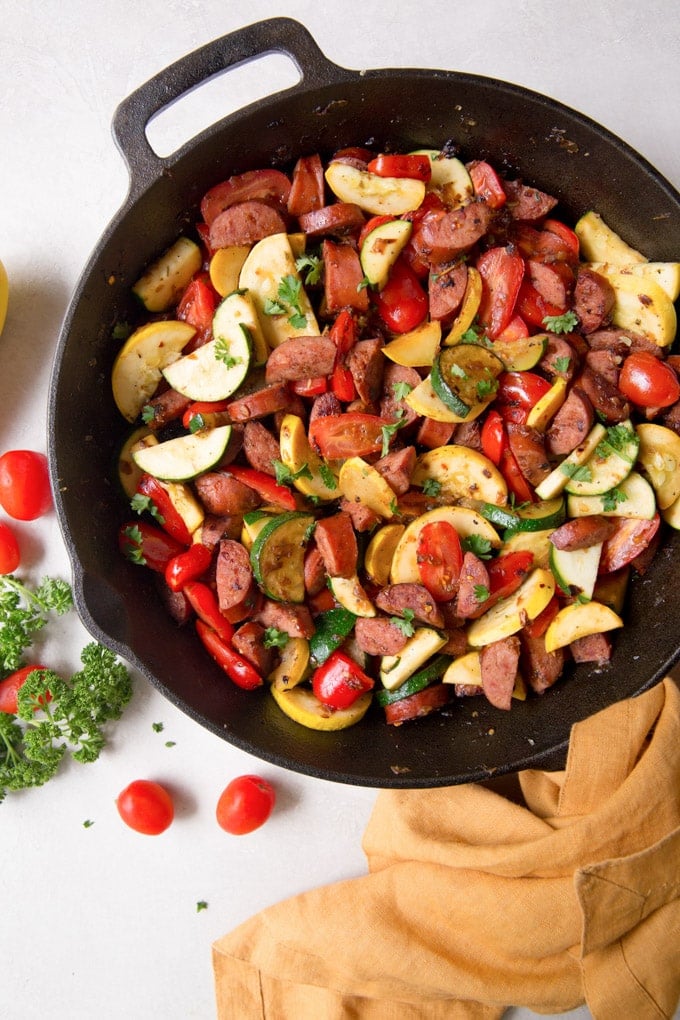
213,677,680,1019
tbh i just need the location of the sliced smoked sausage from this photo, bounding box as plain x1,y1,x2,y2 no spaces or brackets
215,539,256,614
573,268,615,333
354,617,409,656
375,583,445,629
195,473,261,515
313,513,358,578
549,515,617,551
265,335,337,383
480,636,521,710
208,200,288,249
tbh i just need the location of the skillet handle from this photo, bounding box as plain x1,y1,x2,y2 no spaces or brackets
112,17,350,190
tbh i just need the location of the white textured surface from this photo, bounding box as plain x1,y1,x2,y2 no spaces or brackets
0,2,678,1018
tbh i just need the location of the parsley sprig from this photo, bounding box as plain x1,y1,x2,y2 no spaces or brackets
264,275,308,329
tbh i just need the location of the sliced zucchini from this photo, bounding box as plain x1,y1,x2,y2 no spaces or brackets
338,457,396,518
308,607,357,667
405,376,488,424
267,637,310,692
534,423,607,501
431,345,504,417
510,498,566,534
390,506,502,584
567,470,656,520
270,684,372,731
574,211,647,266
564,421,638,496
238,233,319,349
549,542,602,599
132,236,202,312
635,422,680,510
544,600,623,653
382,320,441,367
240,509,276,551
161,480,205,537
490,333,547,372
376,654,452,706
444,267,483,345
379,627,448,692
325,161,425,215
328,575,376,618
525,376,567,431
466,568,556,648
478,502,521,531
360,218,412,289
249,511,315,603
412,445,507,505
278,414,339,501
162,299,253,401
364,524,406,587
111,320,196,423
411,149,474,207
131,425,232,482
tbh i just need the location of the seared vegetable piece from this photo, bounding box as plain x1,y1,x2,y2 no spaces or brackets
249,512,315,603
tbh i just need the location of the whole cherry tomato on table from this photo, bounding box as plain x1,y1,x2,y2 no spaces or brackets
0,519,20,573
216,775,276,835
116,779,174,835
0,450,52,521
618,352,680,408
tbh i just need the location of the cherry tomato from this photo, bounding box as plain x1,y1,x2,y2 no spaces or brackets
515,278,565,329
618,352,680,408
116,779,174,835
0,520,20,574
475,247,525,339
0,450,52,521
309,413,387,460
367,153,432,182
499,445,535,504
216,774,276,835
495,314,529,342
480,409,507,465
599,514,661,574
0,664,48,714
312,649,374,709
416,521,463,602
372,258,428,333
177,273,219,348
164,542,212,592
496,372,553,424
542,218,580,261
468,160,507,209
487,551,534,600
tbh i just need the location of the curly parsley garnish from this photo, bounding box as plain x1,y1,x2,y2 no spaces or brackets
543,311,578,334
214,337,244,370
421,478,442,497
461,535,493,560
601,487,627,512
263,627,290,650
130,493,164,525
265,274,308,329
295,253,323,286
390,609,416,638
560,462,592,482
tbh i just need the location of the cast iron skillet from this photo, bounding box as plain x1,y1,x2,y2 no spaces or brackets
48,18,680,788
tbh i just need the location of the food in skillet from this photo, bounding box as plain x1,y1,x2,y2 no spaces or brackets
112,145,680,730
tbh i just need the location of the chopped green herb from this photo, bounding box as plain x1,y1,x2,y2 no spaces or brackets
560,462,592,482
380,414,407,457
196,901,208,912
130,493,164,525
596,423,635,457
476,376,499,400
391,609,416,638
543,311,578,334
553,355,572,374
474,584,490,603
214,337,243,369
152,721,164,733
188,413,206,434
289,311,307,330
273,460,313,486
263,627,289,649
165,741,176,748
601,487,627,512
120,524,146,566
278,274,302,308
449,362,468,379
141,404,156,424
264,297,287,317
421,478,442,497
318,462,337,490
83,819,95,828
461,535,493,559
295,253,323,285
392,380,413,401
459,325,492,347
0,575,73,672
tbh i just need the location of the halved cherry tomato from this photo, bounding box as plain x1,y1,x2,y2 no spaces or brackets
200,168,292,225
499,446,535,504
513,224,577,265
309,413,387,460
0,664,48,714
195,619,263,690
618,352,680,408
487,550,534,600
136,474,193,546
290,376,328,398
177,273,219,347
287,153,325,217
372,258,428,333
416,520,463,602
312,649,374,709
475,247,525,339
183,581,235,643
226,465,298,511
164,542,212,592
496,372,553,424
0,520,20,574
118,520,185,572
216,774,276,835
480,409,507,466
468,160,507,209
329,309,358,401
496,314,530,341
515,278,565,329
0,450,52,521
599,514,661,574
543,218,580,261
367,153,432,182
116,779,174,835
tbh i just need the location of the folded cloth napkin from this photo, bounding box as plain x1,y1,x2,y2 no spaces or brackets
213,678,680,1019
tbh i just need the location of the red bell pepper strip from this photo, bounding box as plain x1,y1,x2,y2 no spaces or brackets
136,474,193,546
164,543,213,592
183,581,234,643
290,377,328,398
226,465,298,511
329,309,358,402
524,596,560,638
487,551,534,600
177,273,219,348
195,619,263,690
311,649,374,709
372,258,428,334
118,521,185,572
182,399,232,431
366,153,432,182
468,160,507,209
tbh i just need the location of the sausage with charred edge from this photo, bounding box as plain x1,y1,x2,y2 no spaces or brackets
226,382,293,422
242,421,281,477
550,515,617,551
313,513,358,579
299,202,366,238
375,582,445,629
573,268,616,333
347,338,385,405
546,387,595,456
265,335,337,383
480,635,521,710
215,539,256,614
208,200,288,249
232,621,274,675
255,599,315,639
195,473,261,516
502,180,558,221
519,632,565,694
354,617,409,656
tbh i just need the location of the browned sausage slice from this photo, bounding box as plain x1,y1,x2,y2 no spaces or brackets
346,338,385,405
287,154,325,217
538,336,579,383
545,387,595,456
506,423,551,486
256,599,315,639
309,391,342,424
577,366,630,424
215,539,256,614
226,382,292,422
503,180,558,221
519,632,565,694
195,473,261,515
146,388,193,430
480,635,521,710
380,363,421,425
384,684,450,725
242,422,280,477
573,268,616,334
570,632,612,664
299,203,365,238
586,327,663,360
322,239,370,313
199,513,243,549
232,621,274,675
375,583,445,629
264,335,337,383
418,201,495,264
208,200,287,249
550,515,617,551
339,497,381,532
417,417,455,449
373,446,416,495
303,545,327,597
354,617,409,656
428,262,468,322
455,552,490,619
313,513,358,578
526,259,572,309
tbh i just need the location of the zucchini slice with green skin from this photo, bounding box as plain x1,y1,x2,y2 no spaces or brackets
379,627,448,691
549,542,602,599
506,498,566,534
375,654,452,706
489,333,547,371
131,425,232,482
534,424,607,501
566,471,656,520
249,512,315,603
308,607,358,666
431,345,505,417
132,236,202,312
564,421,639,496
162,300,252,402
